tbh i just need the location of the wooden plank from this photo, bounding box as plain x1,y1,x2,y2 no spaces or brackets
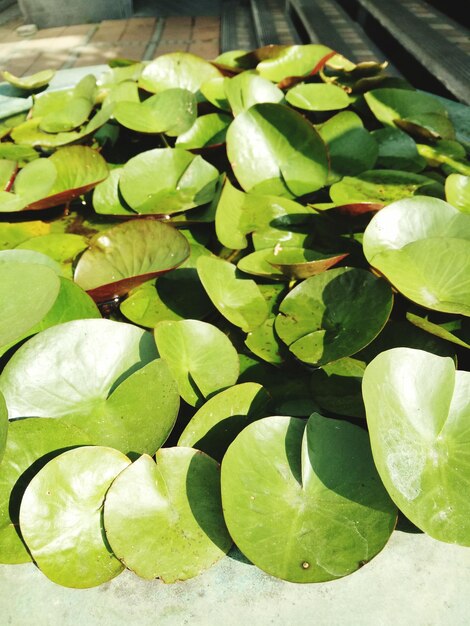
350,0,470,103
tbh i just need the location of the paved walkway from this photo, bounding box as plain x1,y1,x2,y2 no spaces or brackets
0,4,221,77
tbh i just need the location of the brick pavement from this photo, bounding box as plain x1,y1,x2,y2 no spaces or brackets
0,11,221,77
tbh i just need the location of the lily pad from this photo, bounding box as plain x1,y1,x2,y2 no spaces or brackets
330,170,443,205
215,178,316,250
0,392,7,464
19,446,130,587
310,357,366,418
286,83,350,111
363,196,470,315
0,418,92,565
0,275,100,358
119,148,219,215
0,319,179,454
372,127,425,172
275,267,393,366
364,88,448,128
317,111,378,182
16,233,88,278
225,71,284,115
113,88,196,135
0,261,60,350
154,319,239,407
255,44,334,83
197,255,269,332
178,382,270,461
446,174,470,213
406,312,470,350
92,167,135,216
104,450,232,582
139,52,221,95
2,69,55,91
226,103,328,197
221,413,397,582
74,219,190,302
175,113,231,149
362,348,470,545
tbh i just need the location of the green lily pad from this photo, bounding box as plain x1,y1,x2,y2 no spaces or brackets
417,141,470,177
286,83,350,111
199,76,230,111
433,94,470,151
221,413,397,582
363,196,470,315
0,275,100,358
113,88,196,135
317,111,378,182
74,219,190,302
275,267,393,366
16,233,88,278
0,144,38,165
310,357,366,418
19,446,130,587
0,319,179,454
139,52,221,95
119,147,219,215
120,243,212,327
178,382,270,461
103,450,232,582
175,113,231,149
2,69,55,91
197,255,269,332
362,348,470,545
255,44,334,83
372,127,425,172
0,418,91,564
92,168,135,216
446,174,470,213
0,220,50,250
154,319,239,407
395,113,455,141
0,248,61,272
226,103,328,197
364,88,448,127
0,159,16,190
215,178,316,250
330,170,443,205
2,146,109,212
0,261,60,350
225,71,284,115
406,312,470,350
0,392,7,464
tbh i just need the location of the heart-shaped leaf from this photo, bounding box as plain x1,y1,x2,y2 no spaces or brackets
215,178,316,250
154,319,239,407
113,88,196,135
0,418,91,564
120,242,212,327
0,261,60,349
0,392,7,464
363,196,470,315
446,174,470,213
92,167,135,216
275,267,393,366
119,148,219,215
0,319,178,454
175,113,231,149
255,44,334,82
178,382,270,461
317,111,378,182
221,413,397,582
364,88,448,128
103,450,232,582
139,52,221,94
197,255,269,332
224,71,284,115
286,83,350,111
74,219,190,302
226,103,328,197
330,170,443,205
2,69,55,91
372,127,426,172
363,348,470,545
19,446,130,587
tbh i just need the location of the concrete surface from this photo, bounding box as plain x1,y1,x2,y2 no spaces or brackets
1,529,469,626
